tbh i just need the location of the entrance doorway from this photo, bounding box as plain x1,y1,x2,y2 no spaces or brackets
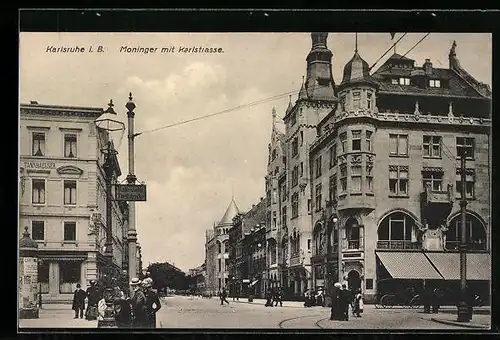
347,270,361,293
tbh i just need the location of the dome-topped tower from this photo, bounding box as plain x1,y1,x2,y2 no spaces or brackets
337,37,379,113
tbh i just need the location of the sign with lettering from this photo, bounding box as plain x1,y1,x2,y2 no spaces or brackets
19,257,38,309
113,184,147,201
24,161,56,169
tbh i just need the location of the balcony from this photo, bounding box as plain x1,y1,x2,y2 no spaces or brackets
377,240,422,250
445,241,487,252
347,240,360,250
421,184,454,222
290,255,301,267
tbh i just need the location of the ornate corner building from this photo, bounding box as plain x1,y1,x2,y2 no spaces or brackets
269,33,491,302
19,103,140,303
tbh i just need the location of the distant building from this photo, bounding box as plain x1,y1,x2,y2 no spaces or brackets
188,263,206,294
19,102,132,303
204,198,240,294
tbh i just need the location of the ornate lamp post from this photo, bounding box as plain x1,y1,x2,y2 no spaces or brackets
95,100,125,328
324,200,339,307
457,150,470,322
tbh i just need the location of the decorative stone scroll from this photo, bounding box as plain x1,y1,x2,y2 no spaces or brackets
350,154,362,165
366,155,374,167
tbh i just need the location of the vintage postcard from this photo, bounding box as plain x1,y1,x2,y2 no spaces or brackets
18,12,492,331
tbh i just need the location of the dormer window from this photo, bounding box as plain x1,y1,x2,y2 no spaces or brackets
429,79,441,88
367,92,373,110
399,77,410,86
353,91,361,110
391,78,398,85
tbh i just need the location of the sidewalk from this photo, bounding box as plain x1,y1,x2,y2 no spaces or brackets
428,314,491,330
19,307,98,329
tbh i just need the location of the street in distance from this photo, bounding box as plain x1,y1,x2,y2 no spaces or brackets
119,46,224,54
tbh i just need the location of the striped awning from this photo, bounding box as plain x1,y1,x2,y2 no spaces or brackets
424,252,491,281
376,251,443,280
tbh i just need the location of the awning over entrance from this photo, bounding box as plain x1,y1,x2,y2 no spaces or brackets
424,252,491,281
376,251,443,280
249,280,259,287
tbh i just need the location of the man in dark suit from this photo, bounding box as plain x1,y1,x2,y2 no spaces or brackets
130,278,149,328
142,278,161,328
72,283,86,319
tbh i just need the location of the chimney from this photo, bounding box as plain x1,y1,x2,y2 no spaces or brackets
30,101,38,105
260,197,263,201
423,59,433,75
252,204,255,208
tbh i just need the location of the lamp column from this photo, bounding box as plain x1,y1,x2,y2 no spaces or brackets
126,93,138,285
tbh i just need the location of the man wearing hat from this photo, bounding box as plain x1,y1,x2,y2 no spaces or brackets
130,278,149,328
142,278,162,328
72,283,86,319
85,280,100,321
330,282,342,321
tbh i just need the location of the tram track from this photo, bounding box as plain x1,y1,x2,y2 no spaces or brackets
278,314,327,329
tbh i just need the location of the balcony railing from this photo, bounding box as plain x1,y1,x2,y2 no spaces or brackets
290,256,301,267
377,240,422,250
445,241,487,251
347,240,360,250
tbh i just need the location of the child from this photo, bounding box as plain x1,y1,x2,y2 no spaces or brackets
354,288,364,317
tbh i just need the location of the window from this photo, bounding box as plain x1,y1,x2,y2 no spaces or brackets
366,165,373,192
353,91,361,110
272,149,277,160
307,239,311,251
307,199,311,213
218,259,222,272
292,137,299,157
423,135,442,158
291,112,297,126
59,262,80,293
399,77,410,85
315,184,322,211
32,179,45,204
282,206,287,228
272,188,277,204
389,165,409,196
64,134,77,158
367,92,373,110
218,279,222,288
365,131,373,152
429,79,441,88
292,166,299,187
446,214,486,251
351,166,362,192
281,184,287,202
31,221,45,241
32,132,46,156
456,137,475,159
291,193,299,218
422,170,443,191
63,222,77,241
300,131,304,146
340,165,347,193
378,212,414,241
345,218,360,249
366,279,373,290
389,134,408,156
456,168,475,199
329,175,337,203
329,145,337,168
315,156,322,178
352,130,361,151
64,180,77,205
300,162,304,177
340,132,347,153
391,78,399,85
340,95,346,111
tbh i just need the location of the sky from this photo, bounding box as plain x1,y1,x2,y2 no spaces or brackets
19,32,491,272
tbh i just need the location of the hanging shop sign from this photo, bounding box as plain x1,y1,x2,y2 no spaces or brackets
113,184,147,201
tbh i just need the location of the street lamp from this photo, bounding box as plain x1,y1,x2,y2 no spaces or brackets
95,100,125,328
457,149,470,322
324,200,339,307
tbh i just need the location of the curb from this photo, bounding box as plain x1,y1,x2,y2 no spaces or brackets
430,317,490,329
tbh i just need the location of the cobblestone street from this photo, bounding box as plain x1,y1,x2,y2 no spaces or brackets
20,295,490,330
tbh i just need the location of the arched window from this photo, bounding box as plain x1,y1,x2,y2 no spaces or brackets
217,241,222,253
268,239,277,265
377,211,419,250
446,214,487,251
282,236,288,266
223,240,229,253
345,218,360,249
313,222,323,256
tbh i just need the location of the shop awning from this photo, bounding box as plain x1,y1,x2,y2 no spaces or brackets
249,280,259,287
424,252,491,281
376,251,443,280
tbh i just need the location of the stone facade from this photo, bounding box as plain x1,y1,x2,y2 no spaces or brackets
19,102,133,303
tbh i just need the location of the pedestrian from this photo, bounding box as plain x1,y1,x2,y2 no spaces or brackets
72,283,86,319
143,278,162,328
97,295,107,321
330,282,342,320
432,287,441,313
221,288,230,305
274,288,283,307
265,290,273,307
85,280,100,321
340,284,350,321
353,288,363,317
114,296,132,328
130,277,149,328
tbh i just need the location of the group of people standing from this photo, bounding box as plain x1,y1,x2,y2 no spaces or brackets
72,277,162,328
265,288,283,307
330,283,363,321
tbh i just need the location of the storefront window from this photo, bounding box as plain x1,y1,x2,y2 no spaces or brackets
59,262,81,293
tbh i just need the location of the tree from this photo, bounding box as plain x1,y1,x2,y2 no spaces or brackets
146,262,190,292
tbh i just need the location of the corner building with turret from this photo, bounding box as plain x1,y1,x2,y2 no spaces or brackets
274,33,491,303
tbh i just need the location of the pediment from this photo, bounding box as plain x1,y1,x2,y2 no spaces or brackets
57,165,84,175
